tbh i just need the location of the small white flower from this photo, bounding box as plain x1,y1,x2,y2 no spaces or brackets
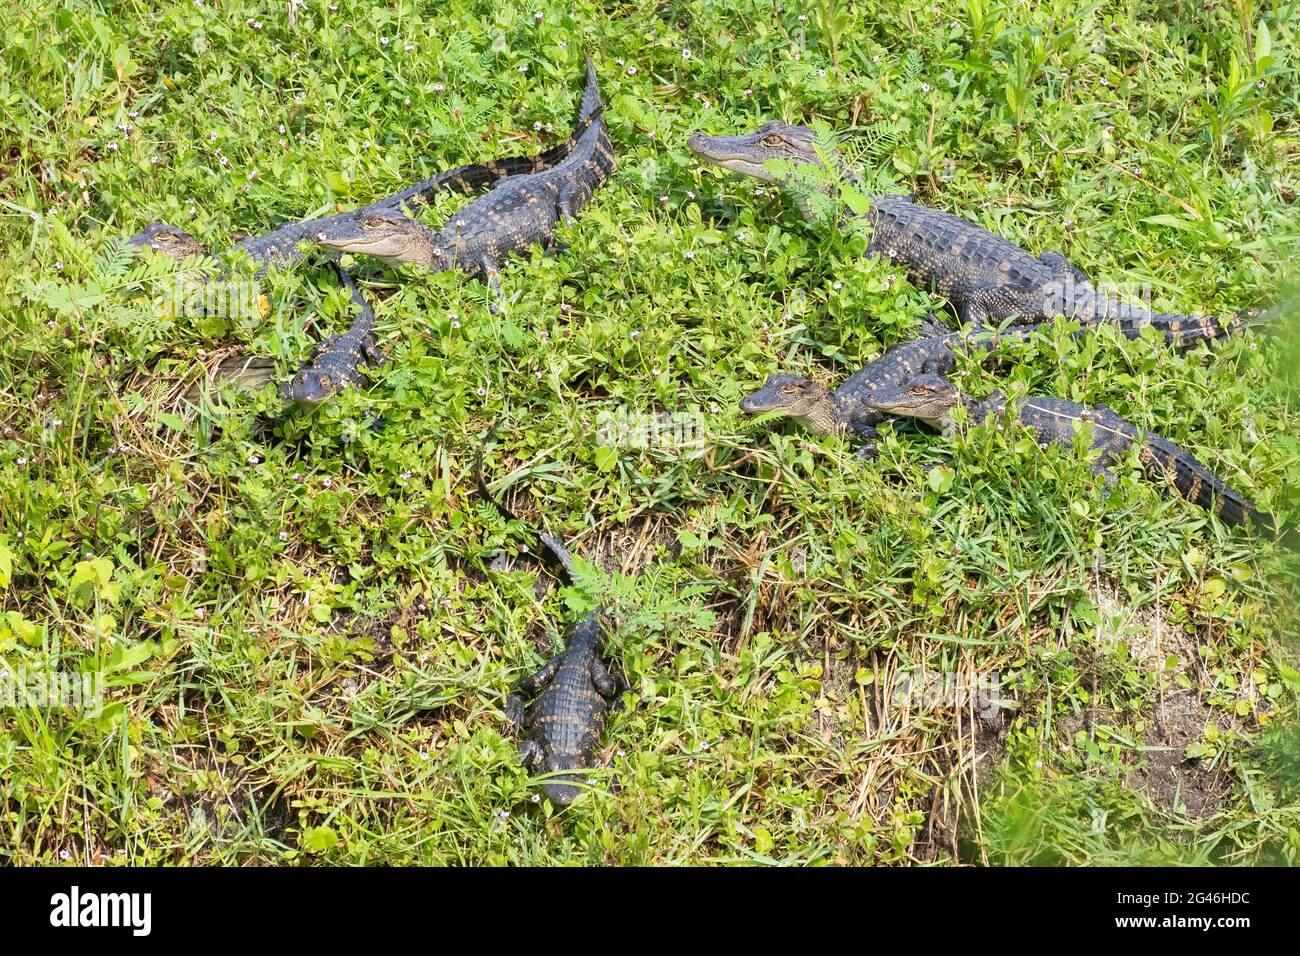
380,35,389,45
684,250,695,259
219,156,228,166
519,63,528,72
534,11,543,21
322,477,333,488
833,281,842,290
451,320,461,329
433,83,445,92
531,794,541,803
151,155,160,165
400,470,412,480
278,531,288,541
630,330,641,339
248,454,260,465
736,231,747,241
686,190,695,199
921,82,931,93
659,195,669,204
107,141,118,151
798,13,807,20
195,607,207,618
681,48,691,60
16,457,27,466
627,66,637,76
477,387,487,397
404,43,415,52
54,261,63,271
534,371,543,380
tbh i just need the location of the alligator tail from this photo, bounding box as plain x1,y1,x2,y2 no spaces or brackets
473,431,584,586
1077,297,1275,349
1137,433,1269,530
330,261,373,334
579,55,603,123
392,62,606,207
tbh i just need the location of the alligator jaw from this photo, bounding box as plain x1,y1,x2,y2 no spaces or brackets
741,374,843,435
687,131,781,182
312,218,434,268
863,373,961,430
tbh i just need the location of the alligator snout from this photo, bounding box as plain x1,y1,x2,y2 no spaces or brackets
686,131,709,153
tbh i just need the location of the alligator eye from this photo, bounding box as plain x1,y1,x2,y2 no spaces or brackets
319,375,332,387
761,135,784,147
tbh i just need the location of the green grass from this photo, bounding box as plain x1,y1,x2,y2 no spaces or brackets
1,0,1299,865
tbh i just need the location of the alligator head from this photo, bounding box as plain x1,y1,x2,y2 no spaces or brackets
862,371,962,429
312,213,446,269
740,373,842,436
686,122,829,184
279,365,338,407
126,222,207,260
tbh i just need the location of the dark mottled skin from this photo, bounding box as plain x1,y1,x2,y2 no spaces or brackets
506,601,620,806
689,122,1258,332
741,312,1255,456
477,459,623,807
281,264,382,405
864,371,1274,530
313,60,615,309
126,85,603,273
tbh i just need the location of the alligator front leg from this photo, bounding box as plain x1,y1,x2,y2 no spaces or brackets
848,423,883,460
518,738,543,769
515,657,561,699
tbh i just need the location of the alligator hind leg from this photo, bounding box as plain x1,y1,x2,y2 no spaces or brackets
557,181,592,226
1040,250,1091,287
956,299,990,331
591,659,619,699
361,336,387,366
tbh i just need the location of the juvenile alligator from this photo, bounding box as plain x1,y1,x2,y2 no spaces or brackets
740,311,1262,457
127,83,605,272
476,444,623,806
280,263,382,405
312,60,615,310
864,370,1276,532
688,122,1259,332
